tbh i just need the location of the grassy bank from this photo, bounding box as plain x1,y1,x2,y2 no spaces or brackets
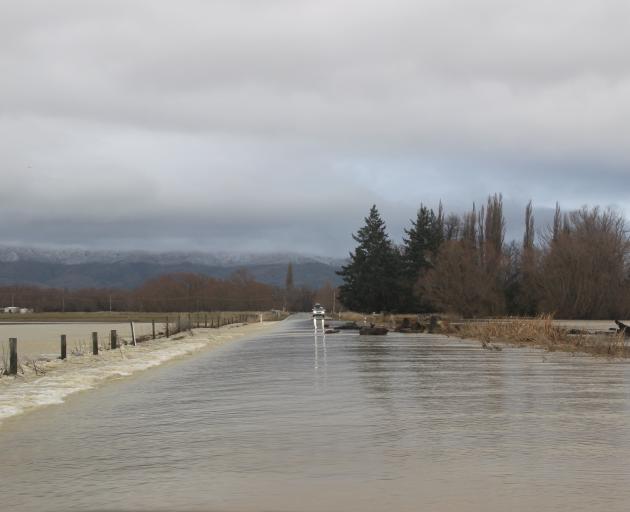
338,310,628,357
444,315,629,357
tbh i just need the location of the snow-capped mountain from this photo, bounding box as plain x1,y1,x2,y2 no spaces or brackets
0,246,345,267
0,246,345,289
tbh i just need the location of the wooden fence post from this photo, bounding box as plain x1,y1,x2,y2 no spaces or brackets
166,317,170,337
152,320,156,340
9,338,17,375
92,332,98,355
110,330,117,350
130,321,136,346
60,334,67,360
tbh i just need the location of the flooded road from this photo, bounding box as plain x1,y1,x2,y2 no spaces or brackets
2,314,630,511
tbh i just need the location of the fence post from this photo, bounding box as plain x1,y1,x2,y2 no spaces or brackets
152,320,156,340
110,330,117,350
92,332,98,355
177,315,181,333
9,338,17,375
60,334,67,360
130,321,136,346
166,317,170,337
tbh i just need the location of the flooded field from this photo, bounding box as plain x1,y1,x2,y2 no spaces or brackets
0,322,159,360
2,315,630,511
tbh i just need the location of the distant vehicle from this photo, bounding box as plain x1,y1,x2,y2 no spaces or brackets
312,303,326,332
312,303,326,318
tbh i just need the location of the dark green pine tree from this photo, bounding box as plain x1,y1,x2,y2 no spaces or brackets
337,205,402,312
401,205,443,310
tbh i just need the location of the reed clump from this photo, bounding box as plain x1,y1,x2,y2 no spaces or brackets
447,315,629,357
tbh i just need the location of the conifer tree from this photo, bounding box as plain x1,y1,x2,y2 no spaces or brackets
402,205,442,276
401,205,443,310
337,205,402,312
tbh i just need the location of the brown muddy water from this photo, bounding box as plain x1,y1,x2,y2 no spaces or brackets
1,314,630,511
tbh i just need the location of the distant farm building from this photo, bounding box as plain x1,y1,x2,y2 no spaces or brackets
2,306,33,314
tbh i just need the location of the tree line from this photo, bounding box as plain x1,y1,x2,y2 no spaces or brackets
337,196,630,319
0,270,284,313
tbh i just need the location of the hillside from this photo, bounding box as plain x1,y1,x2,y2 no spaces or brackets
0,247,344,289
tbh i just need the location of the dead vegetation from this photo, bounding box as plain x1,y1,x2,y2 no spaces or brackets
444,315,629,357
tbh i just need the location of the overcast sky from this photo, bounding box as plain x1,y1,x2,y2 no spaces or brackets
1,0,629,257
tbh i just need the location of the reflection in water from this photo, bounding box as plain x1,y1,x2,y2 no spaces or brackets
313,333,327,388
1,315,630,511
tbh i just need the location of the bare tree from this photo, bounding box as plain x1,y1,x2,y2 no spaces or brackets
539,206,630,318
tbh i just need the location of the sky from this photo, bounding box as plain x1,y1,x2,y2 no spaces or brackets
1,0,629,257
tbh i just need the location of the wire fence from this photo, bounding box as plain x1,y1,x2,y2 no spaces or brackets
1,311,279,376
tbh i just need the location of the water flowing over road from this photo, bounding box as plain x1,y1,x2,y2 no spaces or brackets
2,314,630,511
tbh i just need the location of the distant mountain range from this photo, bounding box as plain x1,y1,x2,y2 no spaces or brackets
0,246,345,290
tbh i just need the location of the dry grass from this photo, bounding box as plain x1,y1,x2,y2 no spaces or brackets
446,315,629,357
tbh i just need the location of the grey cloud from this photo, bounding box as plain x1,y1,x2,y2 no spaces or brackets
1,1,629,256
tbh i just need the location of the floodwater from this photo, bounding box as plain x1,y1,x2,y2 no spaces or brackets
2,315,630,511
0,322,158,359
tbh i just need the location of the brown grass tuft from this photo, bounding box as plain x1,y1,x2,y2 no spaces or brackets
447,315,629,357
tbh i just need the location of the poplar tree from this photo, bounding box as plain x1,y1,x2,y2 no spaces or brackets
285,263,294,290
284,263,294,310
337,205,402,312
